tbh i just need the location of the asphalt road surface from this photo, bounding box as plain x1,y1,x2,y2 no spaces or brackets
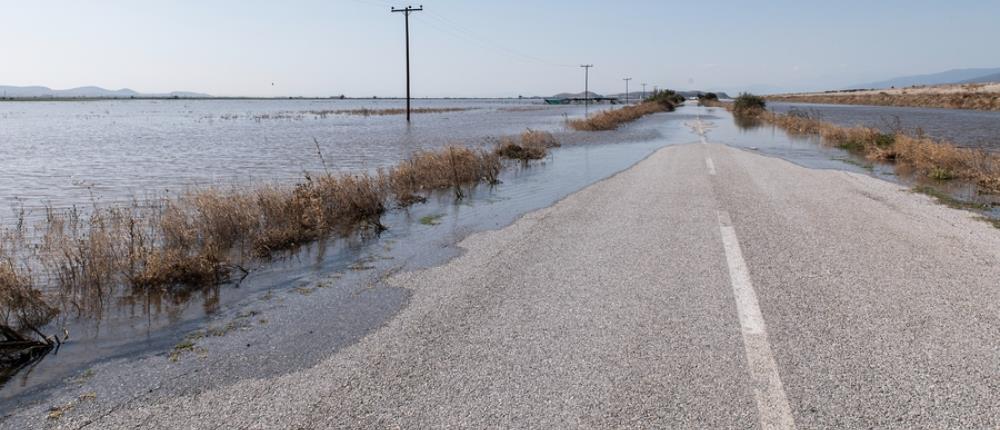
26,124,1000,429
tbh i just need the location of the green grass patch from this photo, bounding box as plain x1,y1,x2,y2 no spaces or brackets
419,214,444,226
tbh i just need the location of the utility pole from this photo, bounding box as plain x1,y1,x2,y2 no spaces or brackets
641,83,647,100
623,77,632,104
391,5,423,122
580,64,593,117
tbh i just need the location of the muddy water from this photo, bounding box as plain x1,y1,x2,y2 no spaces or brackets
768,101,1000,151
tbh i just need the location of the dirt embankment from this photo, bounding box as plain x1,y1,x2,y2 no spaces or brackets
767,83,1000,111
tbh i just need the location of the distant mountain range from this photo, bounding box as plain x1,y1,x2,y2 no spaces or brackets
847,68,1000,90
0,85,210,98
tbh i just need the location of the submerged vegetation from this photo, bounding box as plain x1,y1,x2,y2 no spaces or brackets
756,109,1000,193
567,90,682,131
0,138,555,366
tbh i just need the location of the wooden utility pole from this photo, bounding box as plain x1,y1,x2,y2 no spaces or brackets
580,64,593,117
623,77,632,104
391,5,423,122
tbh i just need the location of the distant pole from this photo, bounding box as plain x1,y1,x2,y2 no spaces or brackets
641,83,647,100
623,77,632,104
581,64,593,117
392,5,423,122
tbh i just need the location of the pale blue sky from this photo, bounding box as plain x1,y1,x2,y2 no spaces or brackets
3,0,998,97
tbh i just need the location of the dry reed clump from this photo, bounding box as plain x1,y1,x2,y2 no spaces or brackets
1,223,59,354
567,101,671,131
383,146,501,205
495,129,560,160
757,110,1000,193
0,146,505,345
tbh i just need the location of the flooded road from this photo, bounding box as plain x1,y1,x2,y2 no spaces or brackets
0,107,682,404
2,103,997,410
769,101,1000,151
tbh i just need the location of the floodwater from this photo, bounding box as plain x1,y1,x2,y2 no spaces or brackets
769,101,1000,151
0,99,600,212
2,102,996,407
0,101,679,403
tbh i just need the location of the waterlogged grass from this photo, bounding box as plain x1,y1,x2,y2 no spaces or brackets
567,100,674,131
1,139,567,351
730,102,1000,194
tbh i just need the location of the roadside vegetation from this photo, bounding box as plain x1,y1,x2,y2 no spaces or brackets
758,109,1000,192
724,96,1000,195
0,137,558,365
567,89,683,131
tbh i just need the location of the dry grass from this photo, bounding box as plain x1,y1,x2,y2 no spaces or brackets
0,146,505,347
382,146,501,205
567,101,672,131
495,130,560,160
756,110,1000,193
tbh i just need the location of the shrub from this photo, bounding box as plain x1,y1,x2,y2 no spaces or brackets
733,93,766,115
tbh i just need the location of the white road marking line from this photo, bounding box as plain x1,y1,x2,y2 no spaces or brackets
717,211,796,430
705,157,716,175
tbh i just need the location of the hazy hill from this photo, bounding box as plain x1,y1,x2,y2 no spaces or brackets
960,72,1000,84
0,85,210,98
549,91,604,99
848,68,1000,89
